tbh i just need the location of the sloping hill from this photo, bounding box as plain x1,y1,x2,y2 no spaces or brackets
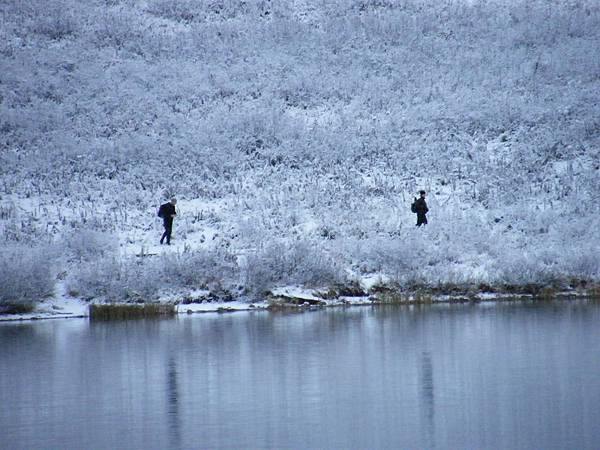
1,0,599,307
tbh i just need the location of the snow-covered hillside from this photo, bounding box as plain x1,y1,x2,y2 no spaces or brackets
1,0,600,311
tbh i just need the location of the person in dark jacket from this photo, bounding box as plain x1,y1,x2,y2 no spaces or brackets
413,190,429,227
158,198,177,245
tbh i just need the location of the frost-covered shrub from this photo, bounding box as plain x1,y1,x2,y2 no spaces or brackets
243,240,345,298
492,247,559,286
354,228,470,281
560,248,600,280
69,248,239,302
91,10,144,52
27,10,78,40
0,244,56,313
159,248,238,290
146,0,205,23
356,238,421,278
69,257,161,303
11,1,79,41
65,229,117,262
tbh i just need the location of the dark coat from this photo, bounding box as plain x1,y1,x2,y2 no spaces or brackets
158,202,176,221
414,197,429,215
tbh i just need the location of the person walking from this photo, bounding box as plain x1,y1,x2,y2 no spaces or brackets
158,198,177,245
412,190,429,227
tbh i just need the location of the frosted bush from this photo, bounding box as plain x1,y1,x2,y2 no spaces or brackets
0,244,56,312
560,249,600,280
70,249,240,302
69,257,161,303
146,0,205,23
6,1,80,41
243,240,345,298
27,9,78,40
65,229,118,262
92,10,143,51
492,248,557,286
159,249,238,291
68,257,121,300
357,238,420,278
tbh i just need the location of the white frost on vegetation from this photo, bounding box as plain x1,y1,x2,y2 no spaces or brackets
1,0,600,315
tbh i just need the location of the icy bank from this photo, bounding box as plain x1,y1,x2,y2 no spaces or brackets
2,281,598,323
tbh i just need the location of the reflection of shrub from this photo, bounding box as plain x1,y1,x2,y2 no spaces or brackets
0,244,56,313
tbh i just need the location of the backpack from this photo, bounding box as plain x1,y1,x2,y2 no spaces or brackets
411,199,417,213
157,205,164,218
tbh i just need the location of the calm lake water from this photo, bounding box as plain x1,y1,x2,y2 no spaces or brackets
1,300,600,450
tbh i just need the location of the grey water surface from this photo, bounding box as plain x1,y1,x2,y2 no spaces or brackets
1,300,600,450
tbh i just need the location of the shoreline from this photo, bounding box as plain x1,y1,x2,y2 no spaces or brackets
1,283,598,323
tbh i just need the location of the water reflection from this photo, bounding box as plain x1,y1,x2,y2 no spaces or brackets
419,351,435,448
2,301,600,449
166,357,181,450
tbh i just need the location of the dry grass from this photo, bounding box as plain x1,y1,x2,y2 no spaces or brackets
90,303,175,320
